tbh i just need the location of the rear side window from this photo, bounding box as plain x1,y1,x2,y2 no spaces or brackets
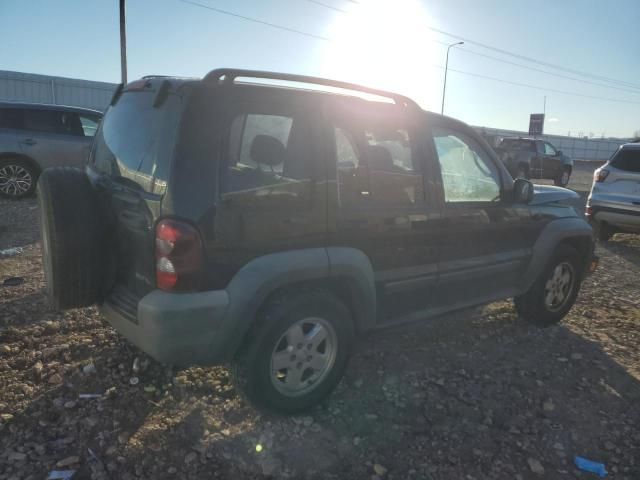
79,114,101,137
332,109,422,206
92,91,181,193
221,108,313,205
0,108,23,129
501,139,535,152
610,149,640,173
21,109,84,136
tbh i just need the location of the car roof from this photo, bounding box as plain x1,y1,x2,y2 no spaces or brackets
502,137,537,141
620,142,640,150
0,101,103,116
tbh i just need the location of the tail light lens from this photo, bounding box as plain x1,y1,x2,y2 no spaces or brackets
594,168,609,183
155,219,204,292
585,205,593,217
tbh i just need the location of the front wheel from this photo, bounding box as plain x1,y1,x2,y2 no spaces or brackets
232,290,354,413
554,167,571,187
515,244,583,326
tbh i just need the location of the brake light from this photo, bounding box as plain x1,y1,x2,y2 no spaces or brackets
594,168,609,183
585,205,593,217
155,219,204,292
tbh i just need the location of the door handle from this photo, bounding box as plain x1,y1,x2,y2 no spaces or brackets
21,138,37,146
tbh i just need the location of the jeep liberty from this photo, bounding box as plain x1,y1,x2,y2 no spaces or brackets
38,69,596,413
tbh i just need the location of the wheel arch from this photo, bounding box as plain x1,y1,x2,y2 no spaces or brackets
0,152,42,176
517,218,594,293
220,247,376,360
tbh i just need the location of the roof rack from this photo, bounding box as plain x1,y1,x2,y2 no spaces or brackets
203,68,420,109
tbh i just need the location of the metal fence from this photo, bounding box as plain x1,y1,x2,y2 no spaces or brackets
475,126,629,162
0,70,117,112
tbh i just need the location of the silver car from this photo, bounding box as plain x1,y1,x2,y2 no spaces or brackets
0,102,102,198
587,142,640,241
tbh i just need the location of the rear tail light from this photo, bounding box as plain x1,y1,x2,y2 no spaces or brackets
585,205,593,217
594,168,609,183
155,219,204,292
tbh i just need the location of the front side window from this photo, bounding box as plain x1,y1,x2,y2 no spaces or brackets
544,142,557,156
222,110,312,204
433,127,501,203
333,115,422,206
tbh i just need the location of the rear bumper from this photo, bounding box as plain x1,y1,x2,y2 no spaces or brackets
588,204,640,231
100,288,230,366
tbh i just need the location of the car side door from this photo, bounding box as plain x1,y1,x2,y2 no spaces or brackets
542,141,561,176
17,109,90,169
325,100,440,323
428,122,535,308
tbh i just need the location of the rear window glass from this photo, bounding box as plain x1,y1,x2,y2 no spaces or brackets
501,139,535,152
92,91,181,193
610,149,640,173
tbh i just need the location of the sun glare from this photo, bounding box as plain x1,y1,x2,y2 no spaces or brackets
321,0,438,108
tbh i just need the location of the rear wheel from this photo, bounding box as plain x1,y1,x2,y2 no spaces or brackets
0,158,37,199
232,290,354,413
515,244,583,326
554,167,571,187
38,168,105,310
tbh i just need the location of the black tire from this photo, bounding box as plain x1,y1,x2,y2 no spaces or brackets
0,158,38,199
37,167,105,310
514,244,584,326
593,221,614,242
554,167,571,187
232,290,354,413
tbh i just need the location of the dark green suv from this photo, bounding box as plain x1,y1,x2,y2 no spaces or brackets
38,69,596,413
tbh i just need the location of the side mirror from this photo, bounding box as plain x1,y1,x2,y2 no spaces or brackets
513,178,534,204
557,150,563,156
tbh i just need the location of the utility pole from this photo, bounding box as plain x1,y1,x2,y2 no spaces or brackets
543,95,546,116
119,0,128,84
441,41,464,115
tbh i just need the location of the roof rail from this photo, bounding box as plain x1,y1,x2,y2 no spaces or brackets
203,68,420,109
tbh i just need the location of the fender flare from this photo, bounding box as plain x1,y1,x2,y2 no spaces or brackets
219,247,376,359
517,218,593,292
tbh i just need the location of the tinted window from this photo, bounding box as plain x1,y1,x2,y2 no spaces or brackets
23,109,62,134
92,91,181,193
544,142,557,155
222,109,312,204
0,108,23,129
433,127,501,203
610,149,640,173
333,114,422,206
501,139,535,152
79,114,101,137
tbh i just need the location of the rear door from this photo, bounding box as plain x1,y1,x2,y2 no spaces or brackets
542,141,561,176
325,100,440,322
428,123,534,307
209,89,327,281
17,109,90,169
87,85,182,302
530,140,545,177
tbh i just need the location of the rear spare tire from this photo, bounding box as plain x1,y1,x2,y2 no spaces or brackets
37,168,105,310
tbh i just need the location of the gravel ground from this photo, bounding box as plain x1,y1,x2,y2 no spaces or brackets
1,162,639,480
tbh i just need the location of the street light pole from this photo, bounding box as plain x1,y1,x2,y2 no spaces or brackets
441,41,464,115
119,0,128,84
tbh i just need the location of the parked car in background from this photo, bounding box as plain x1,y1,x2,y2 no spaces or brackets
0,102,102,198
587,143,640,241
37,70,596,413
495,137,573,187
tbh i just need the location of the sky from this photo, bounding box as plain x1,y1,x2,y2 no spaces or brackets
1,0,639,138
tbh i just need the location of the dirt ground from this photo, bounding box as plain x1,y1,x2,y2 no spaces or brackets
1,162,639,480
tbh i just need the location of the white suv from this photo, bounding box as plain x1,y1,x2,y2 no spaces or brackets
587,142,640,241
